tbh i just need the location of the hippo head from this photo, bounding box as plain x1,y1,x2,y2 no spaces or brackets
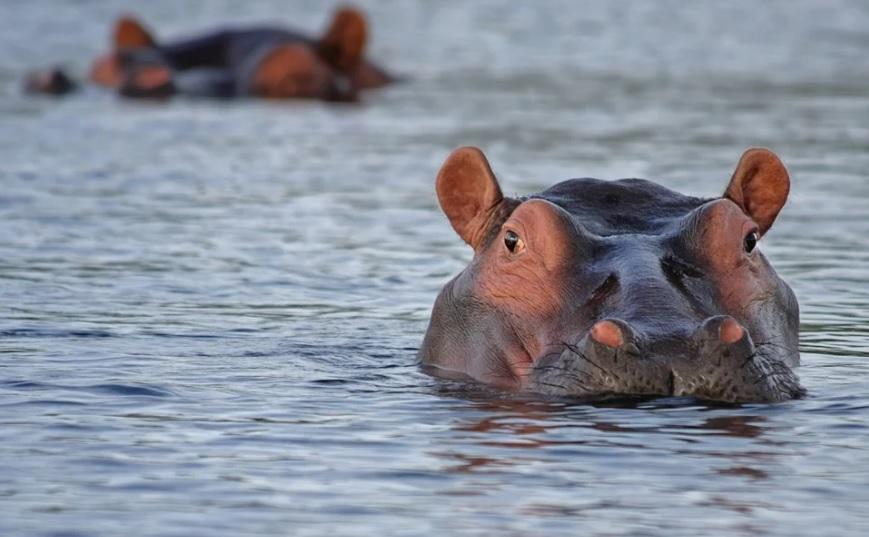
420,147,801,403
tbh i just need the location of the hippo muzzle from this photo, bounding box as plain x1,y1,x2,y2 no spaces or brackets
530,317,802,403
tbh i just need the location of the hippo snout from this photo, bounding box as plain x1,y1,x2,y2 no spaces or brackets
529,316,802,403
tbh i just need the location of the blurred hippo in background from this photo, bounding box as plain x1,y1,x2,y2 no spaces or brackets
24,5,394,102
421,147,802,403
22,67,77,95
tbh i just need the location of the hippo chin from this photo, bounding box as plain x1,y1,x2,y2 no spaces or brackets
420,147,802,403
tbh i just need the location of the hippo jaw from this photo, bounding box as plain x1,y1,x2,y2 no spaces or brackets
528,317,802,403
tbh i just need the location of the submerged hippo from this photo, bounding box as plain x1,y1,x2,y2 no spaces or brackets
25,6,394,101
420,147,802,403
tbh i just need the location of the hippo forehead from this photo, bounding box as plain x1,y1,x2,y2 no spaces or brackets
529,178,710,237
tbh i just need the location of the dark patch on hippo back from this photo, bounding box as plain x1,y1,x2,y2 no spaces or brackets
532,178,708,236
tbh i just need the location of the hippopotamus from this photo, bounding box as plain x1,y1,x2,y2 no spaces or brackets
420,147,802,403
25,6,394,102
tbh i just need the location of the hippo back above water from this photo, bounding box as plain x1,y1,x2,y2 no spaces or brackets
420,147,801,403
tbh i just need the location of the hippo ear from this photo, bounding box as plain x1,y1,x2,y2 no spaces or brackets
437,147,510,250
114,16,157,49
724,148,790,236
319,7,368,72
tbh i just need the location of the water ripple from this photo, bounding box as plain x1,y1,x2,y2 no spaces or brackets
2,1,869,536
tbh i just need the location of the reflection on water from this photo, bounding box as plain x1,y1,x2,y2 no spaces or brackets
2,0,869,536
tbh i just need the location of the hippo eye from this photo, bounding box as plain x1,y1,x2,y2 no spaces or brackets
504,230,523,253
744,230,759,254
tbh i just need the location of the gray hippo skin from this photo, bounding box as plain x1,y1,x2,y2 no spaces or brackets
420,147,801,403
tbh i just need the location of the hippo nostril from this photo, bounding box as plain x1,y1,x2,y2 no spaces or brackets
590,320,624,348
698,315,747,345
587,319,640,355
718,317,744,344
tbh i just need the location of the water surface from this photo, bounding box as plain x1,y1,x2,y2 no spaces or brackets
2,1,869,535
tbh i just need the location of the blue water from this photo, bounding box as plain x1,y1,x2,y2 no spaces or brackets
2,1,869,535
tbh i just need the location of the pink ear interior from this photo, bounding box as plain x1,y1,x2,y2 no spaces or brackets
319,7,368,72
435,147,505,250
114,16,157,49
724,148,790,236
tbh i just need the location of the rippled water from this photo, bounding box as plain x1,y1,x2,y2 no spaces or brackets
2,1,869,535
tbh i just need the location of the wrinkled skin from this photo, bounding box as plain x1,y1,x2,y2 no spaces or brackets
420,147,802,403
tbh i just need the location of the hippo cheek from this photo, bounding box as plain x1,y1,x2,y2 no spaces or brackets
474,199,582,368
477,261,569,320
704,251,767,323
689,200,768,319
475,198,579,317
475,265,570,383
714,266,770,329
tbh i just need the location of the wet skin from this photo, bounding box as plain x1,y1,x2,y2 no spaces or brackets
88,9,392,101
420,147,801,403
28,7,393,101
